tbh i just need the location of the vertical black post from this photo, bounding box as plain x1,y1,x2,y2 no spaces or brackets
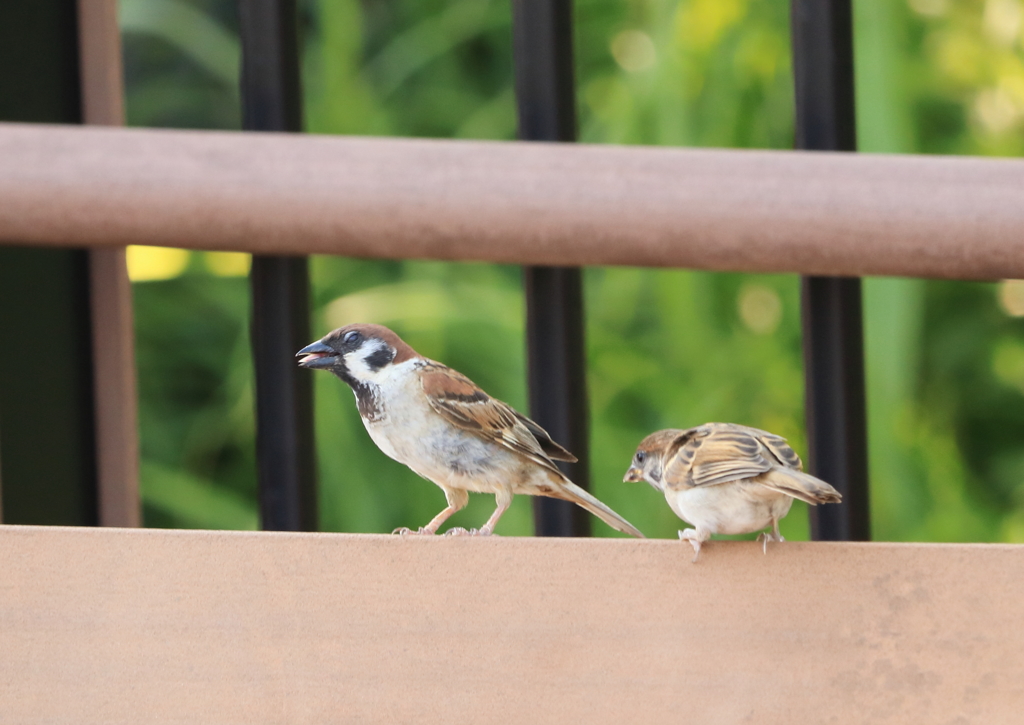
791,0,870,540
238,0,318,531
511,0,590,536
0,0,99,526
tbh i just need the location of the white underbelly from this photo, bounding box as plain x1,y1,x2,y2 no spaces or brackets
666,482,793,535
362,399,522,495
351,363,557,496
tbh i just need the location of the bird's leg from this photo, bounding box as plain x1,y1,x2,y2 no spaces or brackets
756,519,785,554
395,488,468,535
476,491,514,536
678,528,709,563
448,491,513,537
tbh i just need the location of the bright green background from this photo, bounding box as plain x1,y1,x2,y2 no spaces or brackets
121,0,1024,542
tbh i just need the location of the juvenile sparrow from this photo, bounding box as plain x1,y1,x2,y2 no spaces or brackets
623,423,841,560
297,323,643,538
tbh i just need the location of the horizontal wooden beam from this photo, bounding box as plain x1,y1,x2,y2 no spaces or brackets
0,525,1021,723
1,123,1023,279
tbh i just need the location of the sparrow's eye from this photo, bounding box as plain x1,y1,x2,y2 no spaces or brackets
343,330,361,346
635,451,646,465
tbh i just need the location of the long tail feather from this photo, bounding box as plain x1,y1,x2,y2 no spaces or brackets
556,481,646,538
762,468,842,505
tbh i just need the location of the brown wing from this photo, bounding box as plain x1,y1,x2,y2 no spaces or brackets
419,363,567,475
663,422,799,490
754,428,803,470
513,411,577,462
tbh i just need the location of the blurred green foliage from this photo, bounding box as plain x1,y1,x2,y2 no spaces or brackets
121,0,1024,542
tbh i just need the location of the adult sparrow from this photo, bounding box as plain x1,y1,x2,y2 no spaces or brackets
623,423,840,560
297,323,643,538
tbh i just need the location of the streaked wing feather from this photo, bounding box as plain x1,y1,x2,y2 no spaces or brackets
420,365,564,475
692,460,770,483
665,424,775,488
714,423,803,470
758,432,803,470
514,411,577,462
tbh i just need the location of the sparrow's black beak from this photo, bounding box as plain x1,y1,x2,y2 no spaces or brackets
296,340,339,369
623,466,644,483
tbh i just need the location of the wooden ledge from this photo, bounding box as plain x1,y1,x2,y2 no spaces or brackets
3,123,1024,279
0,525,1021,723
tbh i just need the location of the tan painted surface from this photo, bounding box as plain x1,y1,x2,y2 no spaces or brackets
1,123,1024,280
0,525,1021,723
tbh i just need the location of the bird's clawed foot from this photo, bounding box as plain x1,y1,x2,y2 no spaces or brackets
392,526,436,536
756,530,785,554
678,529,704,563
443,527,495,537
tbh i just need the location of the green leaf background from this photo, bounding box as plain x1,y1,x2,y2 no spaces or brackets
122,0,1024,541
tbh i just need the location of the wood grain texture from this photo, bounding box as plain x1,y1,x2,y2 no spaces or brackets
0,525,1021,724
1,123,1024,280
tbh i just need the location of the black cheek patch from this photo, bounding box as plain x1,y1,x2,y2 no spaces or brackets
365,345,395,372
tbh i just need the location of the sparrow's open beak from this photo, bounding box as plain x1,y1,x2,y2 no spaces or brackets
623,466,644,483
296,340,339,369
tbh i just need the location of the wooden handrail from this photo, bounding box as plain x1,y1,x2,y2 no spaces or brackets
2,122,1023,280
0,525,1020,723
